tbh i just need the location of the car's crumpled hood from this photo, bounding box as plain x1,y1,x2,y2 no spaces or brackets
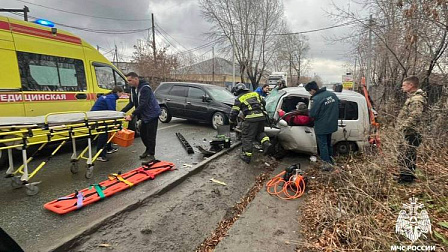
222,99,235,106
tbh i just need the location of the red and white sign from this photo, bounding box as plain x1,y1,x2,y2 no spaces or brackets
0,93,79,103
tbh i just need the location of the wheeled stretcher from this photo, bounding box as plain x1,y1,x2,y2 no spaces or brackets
0,111,126,196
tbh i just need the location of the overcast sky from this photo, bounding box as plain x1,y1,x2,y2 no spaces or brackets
1,0,363,83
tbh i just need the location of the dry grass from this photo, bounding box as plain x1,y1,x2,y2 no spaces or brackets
299,129,448,251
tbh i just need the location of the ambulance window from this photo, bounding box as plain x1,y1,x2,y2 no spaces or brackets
339,100,358,120
17,52,86,91
114,71,126,87
94,66,115,90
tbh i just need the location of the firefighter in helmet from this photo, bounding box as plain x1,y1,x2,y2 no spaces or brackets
229,83,272,163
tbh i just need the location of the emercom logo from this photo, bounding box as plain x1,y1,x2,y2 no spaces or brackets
395,197,432,242
391,197,435,251
390,245,436,251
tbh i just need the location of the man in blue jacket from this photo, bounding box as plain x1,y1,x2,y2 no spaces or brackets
305,81,340,170
91,86,124,162
122,72,161,162
254,84,269,98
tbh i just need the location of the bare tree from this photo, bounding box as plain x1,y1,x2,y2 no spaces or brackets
132,39,179,83
271,33,310,85
199,0,285,88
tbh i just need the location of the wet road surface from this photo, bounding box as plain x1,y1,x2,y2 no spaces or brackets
0,119,222,251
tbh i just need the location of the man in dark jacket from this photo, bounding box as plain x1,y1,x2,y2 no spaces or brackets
122,72,161,161
229,83,271,164
305,81,340,170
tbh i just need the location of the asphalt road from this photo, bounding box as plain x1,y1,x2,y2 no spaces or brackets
0,118,222,252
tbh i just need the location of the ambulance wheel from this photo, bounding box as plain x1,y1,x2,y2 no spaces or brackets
26,184,39,196
11,177,23,189
159,106,172,123
70,162,79,174
85,166,94,179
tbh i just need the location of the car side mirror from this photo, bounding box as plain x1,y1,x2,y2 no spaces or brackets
278,119,288,127
202,95,212,102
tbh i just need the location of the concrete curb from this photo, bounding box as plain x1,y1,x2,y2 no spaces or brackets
49,141,241,252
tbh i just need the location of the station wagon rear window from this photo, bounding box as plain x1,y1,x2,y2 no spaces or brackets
17,52,86,92
339,100,358,120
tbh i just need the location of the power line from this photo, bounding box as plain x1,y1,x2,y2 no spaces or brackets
155,22,188,50
278,21,357,35
10,12,150,34
155,28,182,54
175,39,220,56
13,0,151,21
227,21,357,36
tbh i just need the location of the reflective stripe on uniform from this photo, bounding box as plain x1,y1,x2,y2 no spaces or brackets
238,92,259,103
261,136,269,144
243,100,252,110
245,112,264,119
244,152,252,157
231,106,240,111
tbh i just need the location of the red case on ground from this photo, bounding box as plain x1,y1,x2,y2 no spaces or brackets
112,129,135,147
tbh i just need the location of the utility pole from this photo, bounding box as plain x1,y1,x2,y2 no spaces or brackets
232,33,235,88
114,44,118,65
151,13,156,63
367,14,373,90
354,58,357,90
0,6,29,21
212,46,215,85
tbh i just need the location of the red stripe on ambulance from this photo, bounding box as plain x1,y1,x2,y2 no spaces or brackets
10,23,82,44
0,21,10,31
0,93,94,102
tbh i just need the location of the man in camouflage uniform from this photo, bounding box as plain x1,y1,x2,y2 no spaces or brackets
396,76,427,183
229,83,272,164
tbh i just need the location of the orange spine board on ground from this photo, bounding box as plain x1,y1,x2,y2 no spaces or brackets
44,160,174,214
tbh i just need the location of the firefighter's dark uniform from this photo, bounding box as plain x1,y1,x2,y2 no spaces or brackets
230,90,270,163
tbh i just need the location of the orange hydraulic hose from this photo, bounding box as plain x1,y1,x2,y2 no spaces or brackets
266,171,306,200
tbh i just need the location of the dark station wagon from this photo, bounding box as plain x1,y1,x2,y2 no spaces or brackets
154,82,235,129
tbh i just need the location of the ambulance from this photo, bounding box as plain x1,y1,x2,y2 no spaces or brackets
0,15,130,166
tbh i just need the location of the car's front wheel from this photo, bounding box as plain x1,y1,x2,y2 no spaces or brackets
211,112,228,130
159,106,172,123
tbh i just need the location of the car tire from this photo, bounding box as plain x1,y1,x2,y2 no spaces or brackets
211,112,228,130
334,141,357,155
159,106,172,123
272,141,287,159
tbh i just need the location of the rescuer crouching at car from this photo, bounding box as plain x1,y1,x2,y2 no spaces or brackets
229,83,272,164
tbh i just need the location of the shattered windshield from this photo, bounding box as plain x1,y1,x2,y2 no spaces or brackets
265,89,285,118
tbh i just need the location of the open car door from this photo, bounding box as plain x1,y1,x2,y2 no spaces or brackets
269,93,318,155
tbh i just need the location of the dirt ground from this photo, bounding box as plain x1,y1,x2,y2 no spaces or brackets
61,148,308,252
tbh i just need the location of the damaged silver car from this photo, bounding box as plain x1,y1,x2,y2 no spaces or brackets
264,87,371,156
